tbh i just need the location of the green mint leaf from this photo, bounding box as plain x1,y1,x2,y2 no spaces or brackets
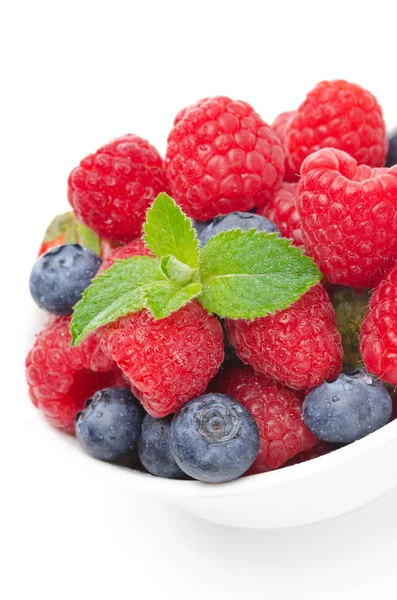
160,255,196,285
198,229,322,319
143,192,199,268
144,280,201,319
70,256,164,345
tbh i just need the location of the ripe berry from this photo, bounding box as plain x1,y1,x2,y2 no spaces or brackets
68,134,169,243
192,218,212,237
138,414,185,479
26,316,123,432
210,365,318,471
101,301,224,418
360,263,397,384
165,96,285,220
169,393,260,483
99,237,152,272
76,388,145,461
198,211,279,247
226,284,342,390
297,148,397,287
271,111,299,182
29,244,101,315
285,79,387,174
303,371,392,443
257,182,303,247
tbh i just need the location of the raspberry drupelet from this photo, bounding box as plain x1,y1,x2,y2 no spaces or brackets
297,147,397,288
99,237,152,272
101,301,224,418
68,134,170,243
257,181,303,247
271,110,299,182
165,96,285,220
360,263,397,385
226,284,342,390
285,79,387,174
210,364,319,472
26,316,127,432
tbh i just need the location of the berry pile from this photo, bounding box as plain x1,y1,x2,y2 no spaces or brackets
26,80,397,484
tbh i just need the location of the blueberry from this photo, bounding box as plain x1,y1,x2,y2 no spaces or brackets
386,129,397,167
139,415,185,479
170,393,260,483
198,211,280,247
302,370,392,444
29,244,102,315
75,387,145,461
192,218,212,237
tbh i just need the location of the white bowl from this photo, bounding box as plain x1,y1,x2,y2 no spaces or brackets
36,407,397,529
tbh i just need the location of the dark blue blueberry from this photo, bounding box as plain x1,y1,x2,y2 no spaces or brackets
302,370,392,444
139,415,185,479
170,393,259,483
29,244,101,315
198,211,280,247
75,387,145,461
192,218,212,237
386,130,397,167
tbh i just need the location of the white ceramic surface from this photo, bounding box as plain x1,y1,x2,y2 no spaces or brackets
35,407,397,529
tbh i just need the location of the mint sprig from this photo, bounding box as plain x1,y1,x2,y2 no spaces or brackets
144,192,199,268
199,229,320,319
71,193,321,345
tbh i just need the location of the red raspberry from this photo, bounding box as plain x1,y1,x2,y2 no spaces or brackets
210,364,318,471
297,148,397,287
360,263,397,384
101,301,224,417
68,134,169,243
99,237,152,272
25,316,124,433
285,80,387,174
257,182,303,247
226,285,342,390
271,111,299,182
165,96,285,220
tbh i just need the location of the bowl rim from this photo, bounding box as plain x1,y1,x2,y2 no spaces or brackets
64,413,397,498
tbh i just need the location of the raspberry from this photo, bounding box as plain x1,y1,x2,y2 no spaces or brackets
271,111,299,182
99,237,152,272
101,301,224,417
360,263,397,384
165,96,285,220
285,80,387,174
257,182,303,247
25,316,124,432
226,284,342,390
297,148,397,287
68,134,169,243
210,365,318,471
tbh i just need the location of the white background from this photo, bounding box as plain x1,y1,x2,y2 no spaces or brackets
2,1,397,598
